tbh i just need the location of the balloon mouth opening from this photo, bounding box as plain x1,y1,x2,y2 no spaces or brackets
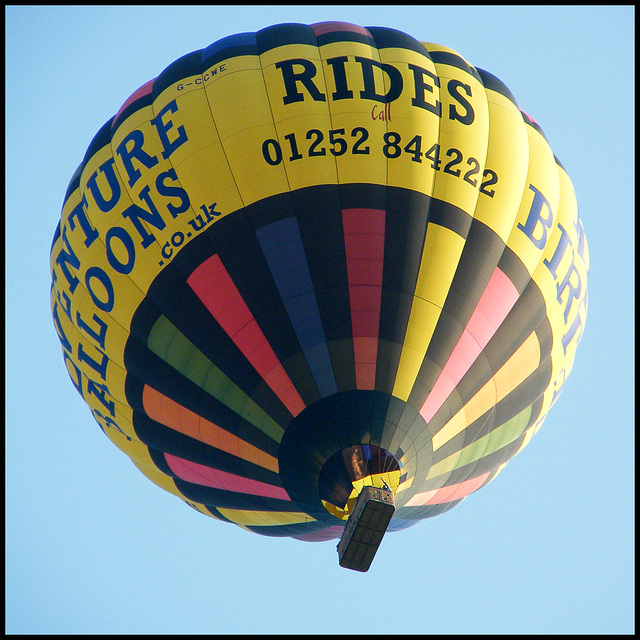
318,445,400,520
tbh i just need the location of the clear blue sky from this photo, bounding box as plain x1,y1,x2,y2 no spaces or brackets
6,5,634,634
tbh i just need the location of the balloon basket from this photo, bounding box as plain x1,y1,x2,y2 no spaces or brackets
336,485,395,572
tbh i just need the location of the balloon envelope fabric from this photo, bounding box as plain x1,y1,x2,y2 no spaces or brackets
50,22,588,542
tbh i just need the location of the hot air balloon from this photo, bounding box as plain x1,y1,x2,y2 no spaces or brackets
50,21,588,571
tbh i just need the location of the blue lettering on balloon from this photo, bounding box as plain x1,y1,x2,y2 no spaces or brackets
517,184,554,250
116,129,159,187
54,225,81,294
51,300,73,353
78,342,109,381
121,192,166,249
86,158,121,212
561,300,586,354
543,223,571,278
156,168,190,217
67,196,99,248
76,312,108,350
63,350,83,395
151,100,189,159
86,379,115,417
105,226,136,274
84,266,114,313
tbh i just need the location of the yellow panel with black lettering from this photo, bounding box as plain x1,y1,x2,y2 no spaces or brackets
222,122,294,205
260,44,330,130
275,112,340,191
473,80,530,243
330,112,388,187
421,43,490,216
259,41,325,111
315,39,389,187
317,38,382,118
260,44,338,192
376,46,444,196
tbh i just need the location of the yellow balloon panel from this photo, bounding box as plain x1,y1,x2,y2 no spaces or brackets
473,83,529,242
393,224,466,400
507,124,561,277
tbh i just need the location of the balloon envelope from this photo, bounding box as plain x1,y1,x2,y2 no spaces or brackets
51,22,588,542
